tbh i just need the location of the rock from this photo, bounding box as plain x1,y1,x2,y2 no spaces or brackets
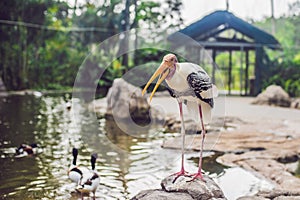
88,79,171,124
161,174,226,200
106,78,150,121
291,98,300,109
274,197,300,200
238,190,300,200
131,189,194,200
164,116,243,134
237,196,268,200
165,118,200,134
88,97,107,118
252,85,291,107
131,174,226,200
262,190,300,198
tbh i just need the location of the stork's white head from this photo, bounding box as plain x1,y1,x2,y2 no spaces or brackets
142,54,178,102
163,54,178,67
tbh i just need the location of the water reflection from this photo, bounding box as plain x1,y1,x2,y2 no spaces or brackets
0,94,183,199
189,152,228,176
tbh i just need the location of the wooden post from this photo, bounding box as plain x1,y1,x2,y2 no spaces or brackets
245,50,249,95
240,46,244,95
228,50,232,95
271,0,276,34
212,49,216,84
122,0,130,67
254,47,263,95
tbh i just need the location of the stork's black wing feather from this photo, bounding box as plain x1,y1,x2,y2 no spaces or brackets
187,71,214,108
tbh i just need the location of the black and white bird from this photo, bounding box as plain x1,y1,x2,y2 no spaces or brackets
142,54,218,181
15,143,39,157
68,148,85,184
76,153,100,198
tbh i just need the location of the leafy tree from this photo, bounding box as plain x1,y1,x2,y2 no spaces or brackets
0,0,51,90
0,0,183,91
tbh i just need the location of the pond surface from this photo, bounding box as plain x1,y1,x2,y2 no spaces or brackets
0,94,273,200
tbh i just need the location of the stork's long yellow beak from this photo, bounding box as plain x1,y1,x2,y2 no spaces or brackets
142,62,170,102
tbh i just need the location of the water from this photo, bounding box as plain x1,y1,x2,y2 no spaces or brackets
0,94,273,200
0,94,195,199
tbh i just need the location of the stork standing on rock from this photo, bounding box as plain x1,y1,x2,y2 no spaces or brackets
142,54,217,181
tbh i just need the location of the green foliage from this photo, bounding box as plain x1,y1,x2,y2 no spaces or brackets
265,57,300,97
256,17,298,62
215,51,256,91
0,0,183,91
99,60,125,88
293,52,300,64
255,3,300,97
134,48,166,65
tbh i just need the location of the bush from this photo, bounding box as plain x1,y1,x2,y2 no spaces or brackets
264,59,300,97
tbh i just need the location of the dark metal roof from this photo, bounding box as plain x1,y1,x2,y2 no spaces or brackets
168,10,281,50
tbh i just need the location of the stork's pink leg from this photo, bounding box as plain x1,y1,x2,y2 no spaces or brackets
191,105,206,181
172,101,190,182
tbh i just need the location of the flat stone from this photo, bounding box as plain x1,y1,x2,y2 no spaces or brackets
258,190,300,200
238,191,300,200
131,189,194,200
274,197,300,200
237,196,269,200
161,174,226,200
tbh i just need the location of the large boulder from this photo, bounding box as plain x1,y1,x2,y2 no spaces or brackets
131,189,194,200
252,85,291,107
106,78,150,122
88,78,172,127
131,174,226,200
162,174,226,200
291,98,300,110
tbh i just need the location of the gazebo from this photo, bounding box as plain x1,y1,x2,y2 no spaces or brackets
168,10,281,95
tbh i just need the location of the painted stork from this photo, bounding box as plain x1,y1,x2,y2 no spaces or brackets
142,54,217,181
